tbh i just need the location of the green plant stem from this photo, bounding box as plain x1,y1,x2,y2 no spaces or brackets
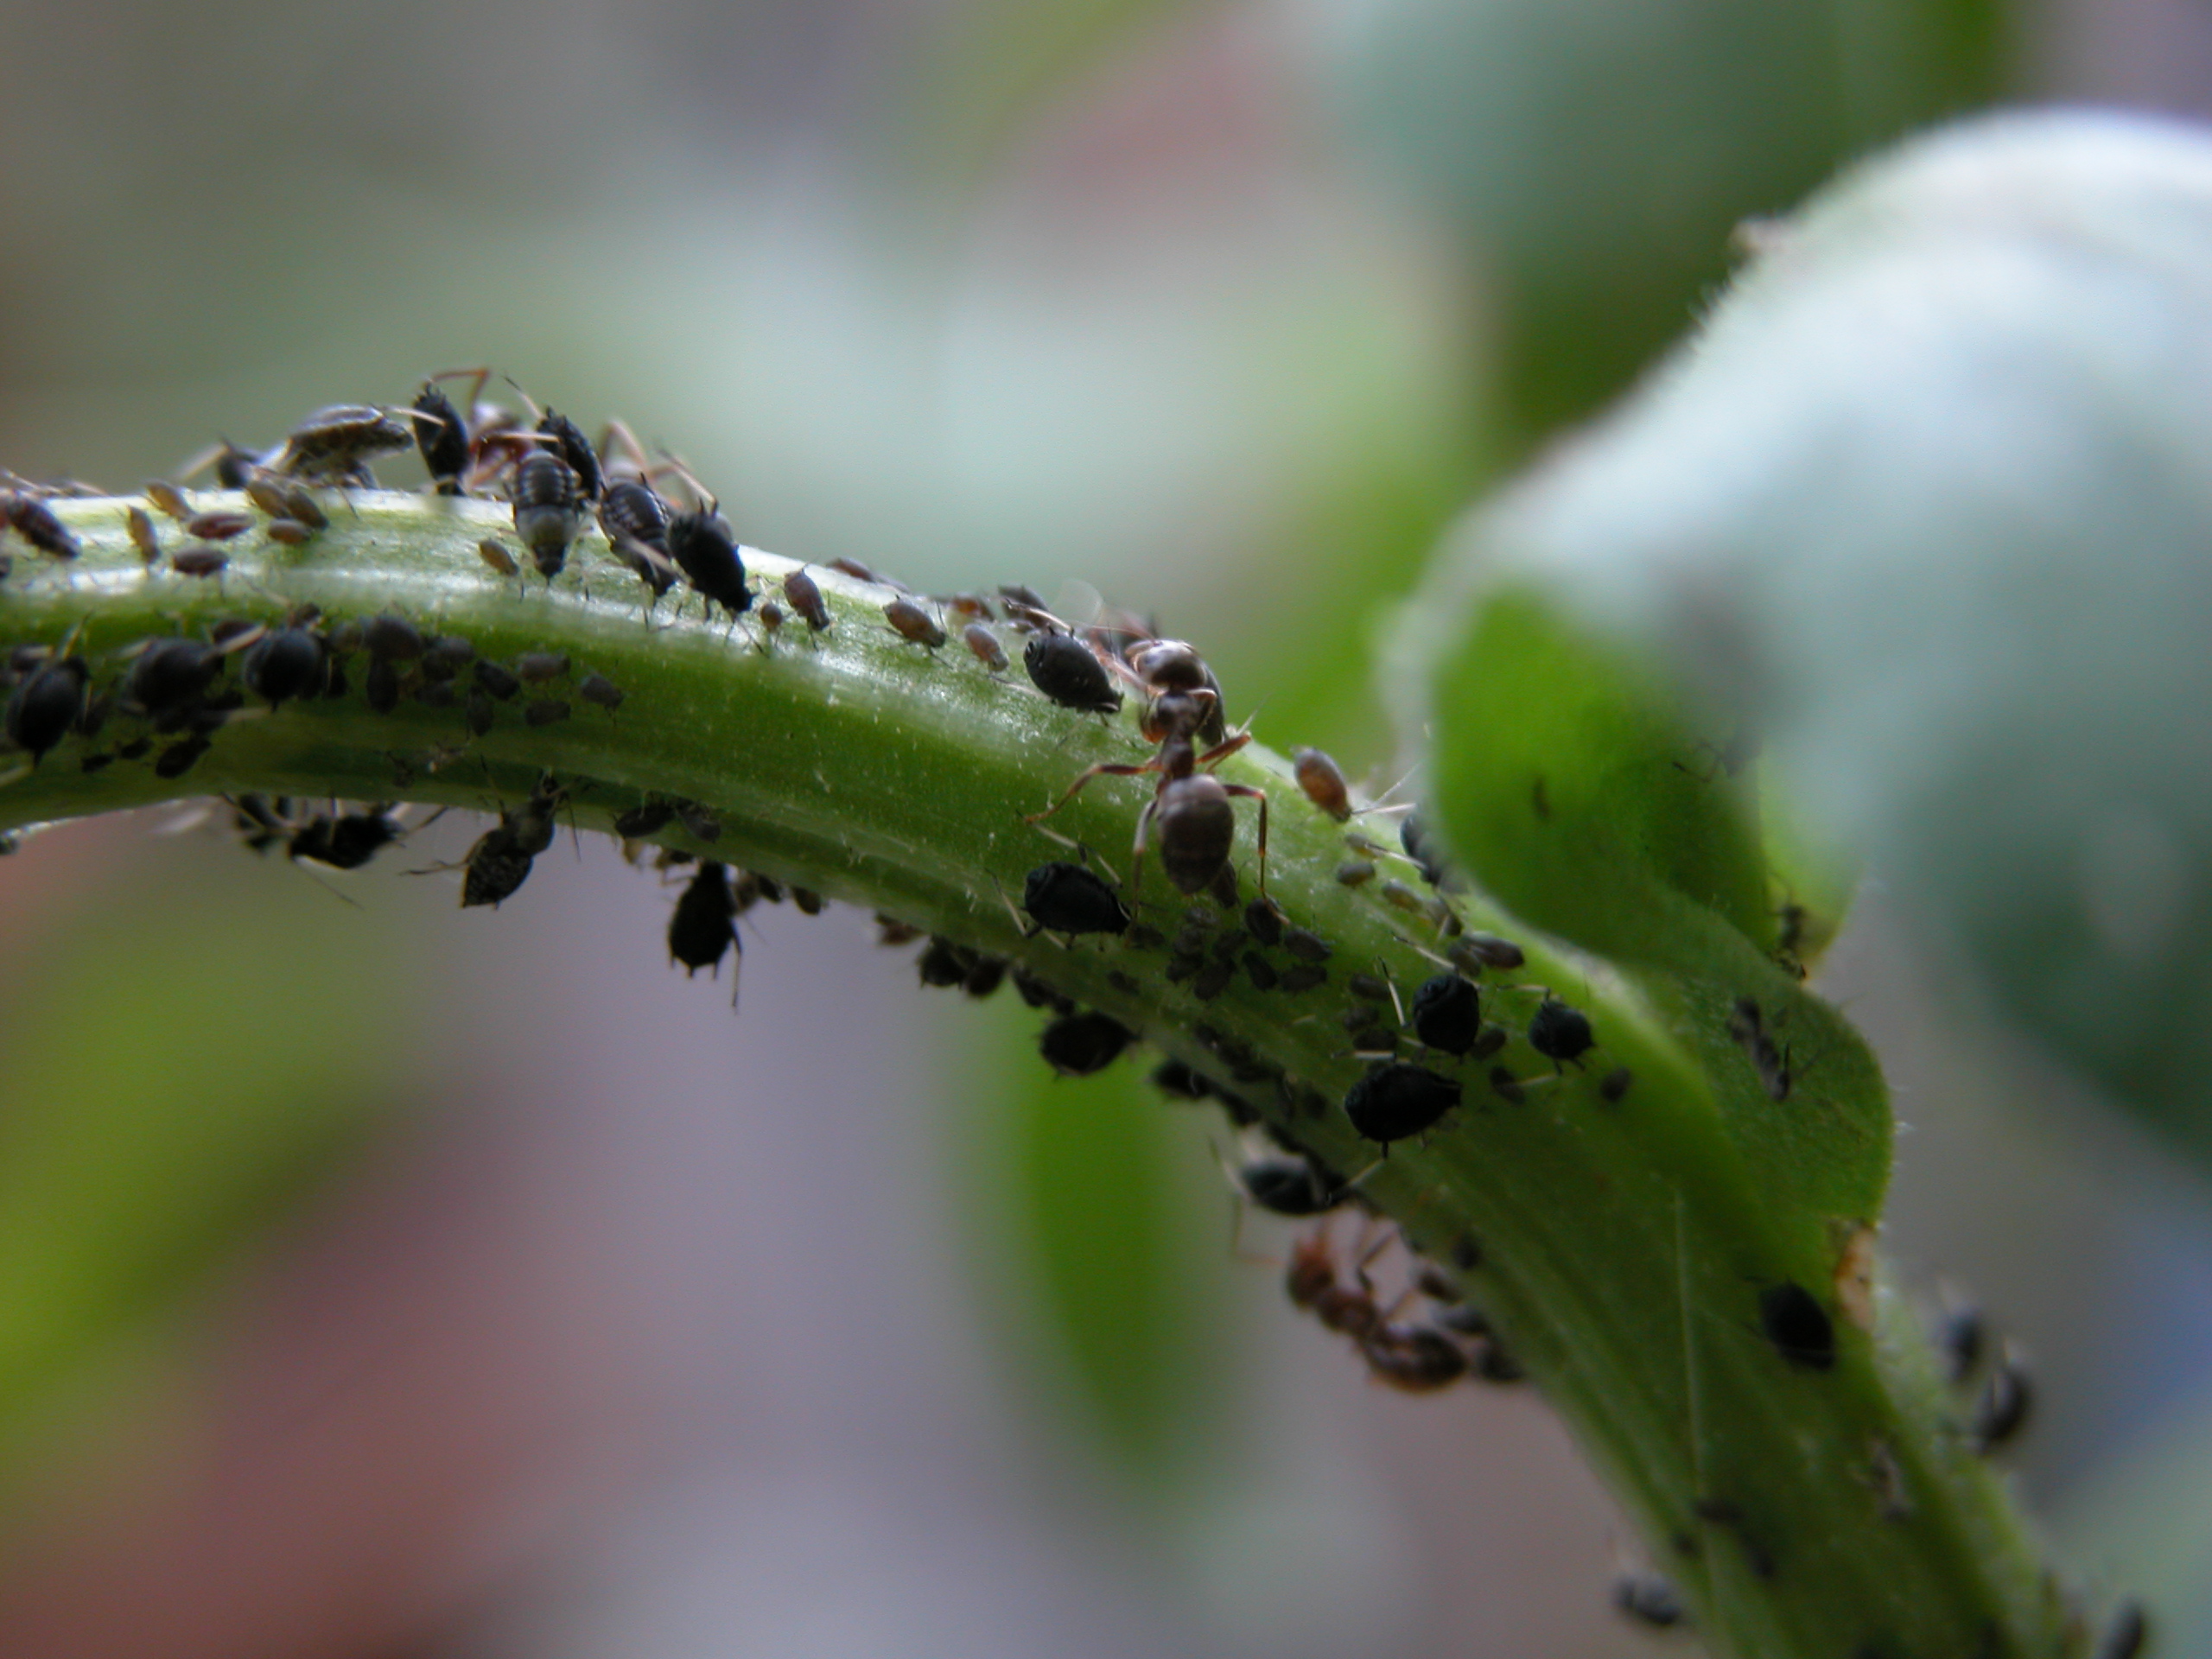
1,493,2072,1658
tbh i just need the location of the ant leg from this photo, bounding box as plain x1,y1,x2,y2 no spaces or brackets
1127,796,1160,907
1194,726,1251,770
1023,760,1159,826
1221,781,1269,895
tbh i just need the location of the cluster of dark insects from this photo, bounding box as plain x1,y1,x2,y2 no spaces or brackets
0,383,2144,1658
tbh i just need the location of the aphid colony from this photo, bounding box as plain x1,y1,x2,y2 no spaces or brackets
0,387,2143,1653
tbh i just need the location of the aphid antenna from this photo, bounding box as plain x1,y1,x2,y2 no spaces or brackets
1391,932,1456,971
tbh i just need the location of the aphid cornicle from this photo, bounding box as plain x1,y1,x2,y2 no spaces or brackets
512,450,584,582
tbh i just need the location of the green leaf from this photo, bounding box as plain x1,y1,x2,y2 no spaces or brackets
1403,107,2212,1171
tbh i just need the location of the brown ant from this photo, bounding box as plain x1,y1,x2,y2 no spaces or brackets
1285,1224,1470,1393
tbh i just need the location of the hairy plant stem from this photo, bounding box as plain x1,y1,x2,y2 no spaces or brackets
1,493,2072,1658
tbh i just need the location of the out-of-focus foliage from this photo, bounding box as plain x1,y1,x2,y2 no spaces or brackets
1403,108,2212,1177
0,839,418,1503
1332,0,2010,438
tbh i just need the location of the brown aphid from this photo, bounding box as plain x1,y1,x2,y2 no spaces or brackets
784,569,831,632
126,506,161,565
169,545,229,578
884,597,945,650
515,652,569,684
281,484,327,529
3,493,79,560
1336,859,1376,887
143,480,191,522
830,556,901,588
1293,747,1354,821
962,622,1008,673
945,593,995,621
578,672,623,713
265,518,312,546
184,509,253,542
243,477,294,518
269,404,418,481
478,538,521,580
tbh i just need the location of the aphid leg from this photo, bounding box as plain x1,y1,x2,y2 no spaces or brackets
1220,781,1269,895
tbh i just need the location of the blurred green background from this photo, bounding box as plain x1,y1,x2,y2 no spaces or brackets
1,1,2209,1654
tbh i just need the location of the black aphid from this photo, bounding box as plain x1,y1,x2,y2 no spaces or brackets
1282,927,1331,963
242,627,328,709
1454,931,1525,971
1020,861,1130,937
515,652,569,683
1598,1066,1634,1103
362,613,426,661
474,659,521,701
512,451,584,582
1529,996,1595,1067
289,807,404,870
1243,897,1284,948
674,801,721,842
1409,973,1481,1056
1611,1574,1687,1630
460,776,564,909
578,672,623,713
124,638,222,718
4,657,88,764
270,404,417,480
1400,810,1452,886
365,658,401,715
1151,1059,1211,1100
154,734,212,778
1343,1061,1460,1148
423,635,476,677
613,802,675,839
918,937,976,988
669,861,741,980
1970,1356,2032,1453
668,505,752,620
1039,1011,1134,1077
536,408,602,500
1022,631,1122,715
1758,1281,1835,1371
1239,1155,1342,1217
412,381,469,493
2096,1603,2147,1659
599,480,675,590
